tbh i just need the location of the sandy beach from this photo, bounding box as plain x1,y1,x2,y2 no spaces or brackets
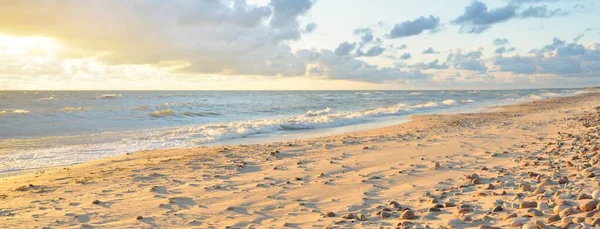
2,92,600,228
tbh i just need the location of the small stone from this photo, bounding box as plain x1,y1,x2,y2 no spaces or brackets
493,206,503,212
534,220,546,228
584,171,596,178
593,190,600,199
389,200,401,209
432,162,440,170
520,201,537,209
342,213,354,219
472,178,481,185
356,213,367,221
526,208,543,216
578,193,593,200
326,212,336,217
428,207,441,212
510,217,529,226
537,178,552,188
558,176,568,184
559,207,576,217
136,216,143,220
547,214,560,223
92,200,100,205
579,200,598,212
591,218,600,226
400,210,416,220
379,211,392,218
520,183,532,192
443,202,456,208
504,213,517,220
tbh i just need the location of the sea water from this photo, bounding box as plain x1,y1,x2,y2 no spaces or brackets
0,89,584,173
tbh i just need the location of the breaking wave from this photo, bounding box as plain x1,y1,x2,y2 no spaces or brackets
97,94,122,99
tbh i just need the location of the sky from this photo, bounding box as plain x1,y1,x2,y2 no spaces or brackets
0,0,599,90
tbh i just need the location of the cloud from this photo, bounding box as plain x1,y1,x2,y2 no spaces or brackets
354,28,374,44
304,23,317,33
334,42,356,56
361,46,385,57
453,1,571,34
447,49,487,72
494,38,509,46
269,0,313,28
413,59,449,70
494,46,516,54
389,15,440,38
494,38,600,76
0,0,316,77
452,1,517,34
422,47,439,54
519,5,570,18
397,44,408,50
400,53,412,60
306,50,428,83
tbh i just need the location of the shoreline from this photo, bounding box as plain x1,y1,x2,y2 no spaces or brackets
2,92,600,228
1,90,578,176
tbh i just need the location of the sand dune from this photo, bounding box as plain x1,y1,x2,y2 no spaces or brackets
2,92,600,228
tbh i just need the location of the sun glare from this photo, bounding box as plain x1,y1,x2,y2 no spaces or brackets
0,35,60,56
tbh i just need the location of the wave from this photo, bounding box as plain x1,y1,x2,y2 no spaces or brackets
37,96,55,101
460,99,474,103
442,99,457,105
1,109,30,115
61,107,88,112
97,94,122,99
149,109,175,117
182,111,220,117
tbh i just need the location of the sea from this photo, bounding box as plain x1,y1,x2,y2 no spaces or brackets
0,89,586,174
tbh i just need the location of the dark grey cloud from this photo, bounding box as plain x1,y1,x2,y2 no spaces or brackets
494,38,600,76
447,49,487,72
334,42,356,56
389,15,440,38
422,47,438,54
400,53,412,60
519,5,570,18
452,1,517,34
494,38,509,46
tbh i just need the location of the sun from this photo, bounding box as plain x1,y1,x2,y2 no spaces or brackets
0,34,60,56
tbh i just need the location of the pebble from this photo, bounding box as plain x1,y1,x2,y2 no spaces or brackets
580,200,598,212
399,210,416,220
519,201,537,209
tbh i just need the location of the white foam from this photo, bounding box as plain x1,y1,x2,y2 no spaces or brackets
38,96,55,101
442,99,457,105
61,107,88,112
149,109,175,117
97,94,122,99
12,109,30,114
